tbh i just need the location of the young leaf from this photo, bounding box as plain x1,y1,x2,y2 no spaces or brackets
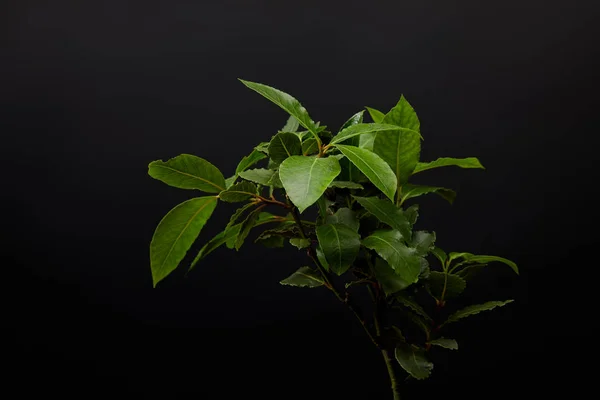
395,343,433,380
353,196,411,241
442,300,515,326
395,292,432,322
335,145,397,201
150,196,218,286
362,230,421,284
316,223,361,275
365,106,385,123
302,138,319,155
373,128,421,185
289,238,311,249
325,208,359,232
238,168,283,188
279,156,342,213
410,231,436,256
281,115,300,133
226,202,257,229
189,223,242,271
328,181,364,190
235,149,267,174
430,247,447,265
268,132,302,165
426,271,466,300
336,110,363,131
338,134,366,183
148,154,226,193
255,234,285,248
374,258,411,295
430,338,458,350
235,207,264,250
218,181,258,203
455,264,487,280
453,254,519,275
382,95,421,132
254,142,270,154
399,184,457,205
404,204,419,226
280,267,324,288
413,157,485,174
239,80,321,137
330,123,401,145
316,246,329,271
225,175,237,188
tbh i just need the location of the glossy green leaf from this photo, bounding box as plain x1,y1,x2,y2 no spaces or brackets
399,184,456,205
224,175,237,188
148,154,226,193
373,128,421,185
382,95,420,132
395,343,433,380
338,134,366,183
239,80,320,137
426,271,466,300
268,132,302,165
413,157,485,174
289,238,311,249
235,207,264,250
281,115,300,133
454,254,519,275
442,300,515,326
430,338,458,350
301,138,319,155
316,245,329,271
280,267,324,288
404,204,419,226
339,110,364,131
362,230,421,284
410,231,436,256
218,181,257,203
235,150,267,174
189,223,242,271
374,258,411,295
238,168,283,188
325,208,359,232
150,196,218,286
226,202,257,229
279,156,341,213
316,223,361,275
365,106,385,123
353,196,411,240
335,145,397,201
330,123,401,145
328,181,363,190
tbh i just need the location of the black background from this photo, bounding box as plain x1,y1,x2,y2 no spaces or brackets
4,0,599,398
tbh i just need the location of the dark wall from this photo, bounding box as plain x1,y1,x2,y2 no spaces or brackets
4,0,599,398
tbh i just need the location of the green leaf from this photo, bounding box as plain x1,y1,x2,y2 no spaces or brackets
330,123,401,145
255,234,285,248
430,247,447,265
239,80,320,138
442,300,515,327
218,181,258,203
395,343,433,380
316,223,361,275
449,252,473,262
148,154,225,193
413,157,485,174
150,196,218,286
281,115,300,133
454,254,519,275
426,271,466,300
455,264,487,280
353,196,411,240
256,223,300,241
235,150,267,174
302,138,319,155
338,134,366,183
234,207,264,250
374,258,411,295
373,128,421,185
189,223,242,271
395,292,432,322
289,238,311,249
339,110,364,131
268,132,302,165
382,95,421,132
328,181,363,190
365,106,385,123
316,246,329,271
238,168,283,188
226,202,257,229
358,132,375,151
325,208,359,232
410,231,436,256
280,267,324,288
335,145,397,201
279,156,342,213
399,184,456,205
430,338,458,350
224,175,237,188
362,230,421,284
254,142,270,154
404,204,419,226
